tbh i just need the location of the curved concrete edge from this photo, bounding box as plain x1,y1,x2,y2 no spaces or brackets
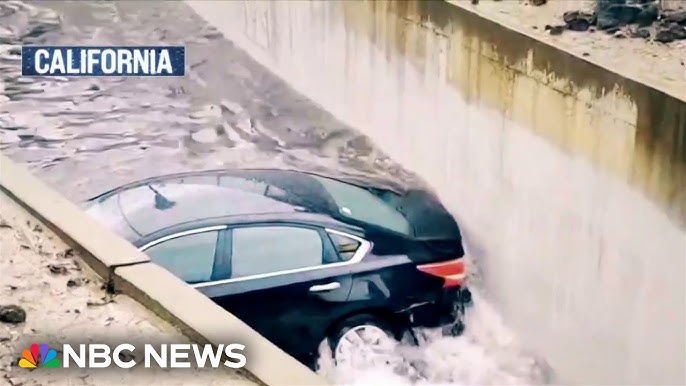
113,264,327,386
0,153,327,386
0,154,149,280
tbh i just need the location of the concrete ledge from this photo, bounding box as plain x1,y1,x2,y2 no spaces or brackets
114,264,325,386
0,154,149,280
0,153,327,385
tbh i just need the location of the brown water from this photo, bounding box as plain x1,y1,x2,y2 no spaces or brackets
0,0,417,202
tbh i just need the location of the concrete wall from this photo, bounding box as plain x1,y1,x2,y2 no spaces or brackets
185,1,686,384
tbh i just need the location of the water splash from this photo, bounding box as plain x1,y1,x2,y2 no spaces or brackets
318,289,553,385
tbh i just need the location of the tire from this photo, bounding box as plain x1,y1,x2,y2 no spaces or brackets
328,314,397,366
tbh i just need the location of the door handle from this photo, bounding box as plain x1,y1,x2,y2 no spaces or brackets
309,282,341,292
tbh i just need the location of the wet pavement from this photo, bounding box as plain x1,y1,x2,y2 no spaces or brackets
0,1,549,384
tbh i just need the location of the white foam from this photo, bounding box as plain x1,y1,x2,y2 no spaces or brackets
317,269,553,385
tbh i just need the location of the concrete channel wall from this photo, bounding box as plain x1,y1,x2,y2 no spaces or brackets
185,1,686,384
0,155,326,386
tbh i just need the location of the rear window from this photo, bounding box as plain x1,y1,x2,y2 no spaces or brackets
313,176,412,235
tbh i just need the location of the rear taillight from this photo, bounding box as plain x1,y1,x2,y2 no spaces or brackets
417,258,466,288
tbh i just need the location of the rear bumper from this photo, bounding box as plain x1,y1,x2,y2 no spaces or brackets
401,287,472,328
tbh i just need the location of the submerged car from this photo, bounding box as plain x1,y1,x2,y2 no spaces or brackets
84,168,472,368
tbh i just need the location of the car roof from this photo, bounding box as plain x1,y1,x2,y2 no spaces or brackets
96,169,346,237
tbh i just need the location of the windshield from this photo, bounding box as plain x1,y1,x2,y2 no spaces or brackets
312,175,412,235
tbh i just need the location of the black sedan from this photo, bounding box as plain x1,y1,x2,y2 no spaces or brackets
84,168,472,368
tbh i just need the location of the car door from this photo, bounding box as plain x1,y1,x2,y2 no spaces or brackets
194,224,362,365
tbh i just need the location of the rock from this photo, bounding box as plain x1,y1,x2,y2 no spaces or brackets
662,10,686,25
56,248,74,259
614,30,628,38
563,10,594,24
563,11,595,31
609,4,643,23
635,3,659,27
596,0,643,30
654,23,686,42
0,305,26,324
530,0,547,6
654,29,674,42
118,349,136,363
629,27,651,38
47,264,68,275
545,25,566,35
66,278,88,288
567,18,592,31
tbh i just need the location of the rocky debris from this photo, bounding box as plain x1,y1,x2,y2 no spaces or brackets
629,26,652,38
545,24,566,35
530,0,547,6
56,248,75,259
47,263,69,275
86,296,115,307
655,22,686,42
66,277,89,288
564,11,596,31
0,304,26,324
663,9,686,24
544,0,686,43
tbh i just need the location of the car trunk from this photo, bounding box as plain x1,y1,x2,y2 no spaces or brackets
397,190,465,262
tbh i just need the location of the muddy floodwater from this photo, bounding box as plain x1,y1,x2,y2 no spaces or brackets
0,1,550,384
0,0,417,201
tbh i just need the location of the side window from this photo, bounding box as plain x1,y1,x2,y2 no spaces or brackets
327,232,362,261
231,226,323,278
145,231,219,284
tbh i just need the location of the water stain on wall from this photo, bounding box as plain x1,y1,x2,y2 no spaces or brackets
340,0,686,228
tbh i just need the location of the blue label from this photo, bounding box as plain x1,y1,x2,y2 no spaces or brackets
21,46,185,77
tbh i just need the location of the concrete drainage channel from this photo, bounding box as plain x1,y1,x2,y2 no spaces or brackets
0,155,326,385
185,0,685,385
0,0,683,384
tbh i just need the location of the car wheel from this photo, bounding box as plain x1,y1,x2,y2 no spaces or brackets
329,314,399,368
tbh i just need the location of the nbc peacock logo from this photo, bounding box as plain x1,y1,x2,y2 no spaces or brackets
19,343,61,369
